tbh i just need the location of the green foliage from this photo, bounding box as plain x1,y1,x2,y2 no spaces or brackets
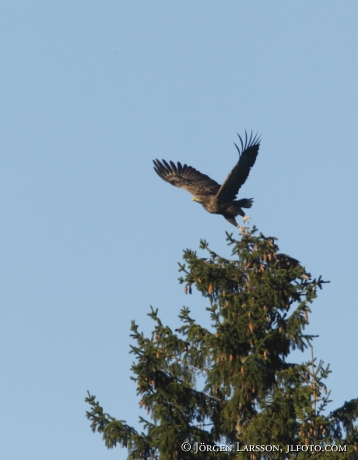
85,226,358,459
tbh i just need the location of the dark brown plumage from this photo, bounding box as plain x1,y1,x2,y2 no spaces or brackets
275,254,311,280
153,132,260,227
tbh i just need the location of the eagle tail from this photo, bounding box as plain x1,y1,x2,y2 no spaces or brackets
236,198,253,209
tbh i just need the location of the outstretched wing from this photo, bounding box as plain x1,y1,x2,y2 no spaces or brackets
216,132,260,201
153,159,220,196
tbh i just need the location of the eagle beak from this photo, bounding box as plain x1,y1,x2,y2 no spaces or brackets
191,197,197,202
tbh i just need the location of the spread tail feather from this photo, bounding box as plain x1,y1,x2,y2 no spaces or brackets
236,198,253,209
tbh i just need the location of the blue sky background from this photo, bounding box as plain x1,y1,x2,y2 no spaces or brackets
1,2,358,458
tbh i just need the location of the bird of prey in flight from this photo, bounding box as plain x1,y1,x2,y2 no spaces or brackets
153,132,260,228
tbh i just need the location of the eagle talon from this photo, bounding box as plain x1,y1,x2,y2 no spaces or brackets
238,225,250,236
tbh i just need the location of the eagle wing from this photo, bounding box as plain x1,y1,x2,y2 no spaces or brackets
153,159,220,196
216,132,260,202
275,253,311,280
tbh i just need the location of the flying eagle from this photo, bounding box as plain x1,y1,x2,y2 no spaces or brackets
153,132,260,228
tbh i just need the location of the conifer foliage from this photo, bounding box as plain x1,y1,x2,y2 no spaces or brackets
86,227,358,459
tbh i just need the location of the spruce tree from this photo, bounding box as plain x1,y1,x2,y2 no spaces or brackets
86,226,358,459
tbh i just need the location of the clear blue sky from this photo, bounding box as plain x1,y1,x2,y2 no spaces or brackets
1,2,358,459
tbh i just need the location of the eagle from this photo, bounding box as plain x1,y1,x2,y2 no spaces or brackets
153,132,260,228
274,254,311,280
